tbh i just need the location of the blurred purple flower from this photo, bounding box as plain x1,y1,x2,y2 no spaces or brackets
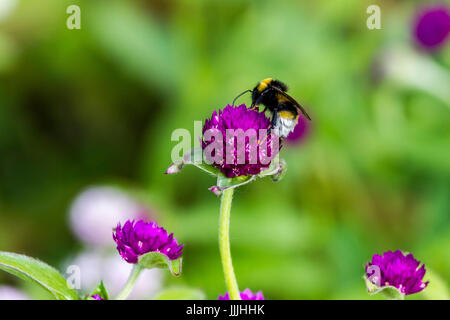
113,220,183,264
90,294,104,300
0,286,29,300
218,288,264,300
69,186,151,247
202,104,279,178
413,5,450,51
365,250,429,295
285,115,309,144
67,249,162,299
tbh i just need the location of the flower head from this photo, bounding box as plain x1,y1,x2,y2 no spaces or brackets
113,220,183,264
413,5,450,51
365,250,429,295
90,294,104,300
218,288,264,300
202,104,279,178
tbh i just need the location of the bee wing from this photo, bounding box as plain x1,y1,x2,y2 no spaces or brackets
272,87,312,120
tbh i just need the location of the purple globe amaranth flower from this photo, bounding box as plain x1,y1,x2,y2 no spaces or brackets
218,289,264,300
90,294,104,300
365,250,429,295
113,220,183,264
413,5,450,51
285,115,309,144
202,104,280,178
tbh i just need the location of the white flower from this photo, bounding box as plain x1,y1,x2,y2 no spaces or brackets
66,249,163,299
0,0,17,22
69,186,148,247
0,285,29,300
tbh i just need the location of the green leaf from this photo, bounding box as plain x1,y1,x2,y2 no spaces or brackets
376,286,405,300
209,158,287,195
364,275,404,300
0,251,79,300
154,287,206,300
208,175,255,196
260,157,287,182
167,147,288,195
138,251,182,277
165,147,221,176
88,281,109,300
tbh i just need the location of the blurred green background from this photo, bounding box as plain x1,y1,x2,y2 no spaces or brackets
0,0,449,299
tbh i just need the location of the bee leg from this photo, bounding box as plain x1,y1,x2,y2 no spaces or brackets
252,91,268,110
269,109,279,136
279,139,284,150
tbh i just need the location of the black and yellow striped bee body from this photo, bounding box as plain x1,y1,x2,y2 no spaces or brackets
248,78,311,138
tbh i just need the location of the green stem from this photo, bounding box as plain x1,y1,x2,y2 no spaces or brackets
218,188,241,300
115,264,143,300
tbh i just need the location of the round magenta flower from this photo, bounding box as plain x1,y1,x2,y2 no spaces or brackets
285,115,309,144
113,220,183,264
365,250,429,295
413,5,450,51
218,289,264,300
202,104,279,178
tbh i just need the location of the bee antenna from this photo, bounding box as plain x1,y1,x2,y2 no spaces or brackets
232,90,252,107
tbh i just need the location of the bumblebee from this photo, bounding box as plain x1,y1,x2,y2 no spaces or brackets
232,78,311,138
